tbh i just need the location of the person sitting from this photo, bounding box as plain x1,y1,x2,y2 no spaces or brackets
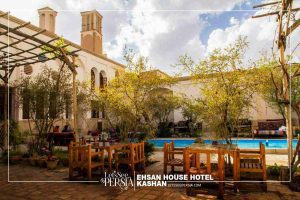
62,124,72,132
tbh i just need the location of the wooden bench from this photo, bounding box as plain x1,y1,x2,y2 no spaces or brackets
114,142,145,175
163,141,184,174
183,147,225,199
237,142,267,191
69,141,105,181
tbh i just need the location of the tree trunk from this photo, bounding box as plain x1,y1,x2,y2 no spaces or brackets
280,44,293,167
292,103,300,126
72,72,77,140
285,104,293,167
3,81,8,150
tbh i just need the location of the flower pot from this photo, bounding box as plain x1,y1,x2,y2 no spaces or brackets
37,157,47,168
29,157,38,166
47,160,59,170
9,155,22,164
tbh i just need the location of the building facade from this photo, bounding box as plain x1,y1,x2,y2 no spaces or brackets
0,7,124,134
1,6,295,135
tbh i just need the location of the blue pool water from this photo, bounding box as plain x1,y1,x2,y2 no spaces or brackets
148,139,298,149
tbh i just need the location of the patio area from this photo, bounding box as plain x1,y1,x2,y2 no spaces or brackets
1,151,299,200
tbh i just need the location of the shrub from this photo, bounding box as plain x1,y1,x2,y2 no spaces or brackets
144,142,155,163
267,163,281,177
53,148,69,166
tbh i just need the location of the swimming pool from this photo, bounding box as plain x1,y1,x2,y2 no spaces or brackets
148,139,298,149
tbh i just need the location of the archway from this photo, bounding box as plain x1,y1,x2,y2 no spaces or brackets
99,70,107,89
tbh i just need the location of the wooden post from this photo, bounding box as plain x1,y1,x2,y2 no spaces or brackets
72,72,77,140
87,144,92,180
3,78,8,150
108,146,112,173
163,142,167,174
277,1,293,168
69,141,73,180
252,0,300,174
232,150,238,192
130,143,135,175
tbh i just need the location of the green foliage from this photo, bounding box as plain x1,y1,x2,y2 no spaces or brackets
1,149,23,164
144,142,155,161
267,163,281,177
157,122,172,137
181,97,201,123
41,37,70,59
94,49,178,140
177,36,258,143
8,120,22,150
53,148,69,166
257,58,300,125
18,65,72,154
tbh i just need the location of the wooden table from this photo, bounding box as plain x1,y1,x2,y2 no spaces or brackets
189,143,237,150
92,142,131,173
188,143,239,180
47,132,75,147
186,143,239,196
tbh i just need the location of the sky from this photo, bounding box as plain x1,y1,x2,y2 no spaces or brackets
0,0,299,74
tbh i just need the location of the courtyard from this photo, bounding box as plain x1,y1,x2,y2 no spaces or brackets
1,1,300,199
0,151,298,200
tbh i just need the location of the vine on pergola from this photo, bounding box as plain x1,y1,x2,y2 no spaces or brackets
0,11,81,150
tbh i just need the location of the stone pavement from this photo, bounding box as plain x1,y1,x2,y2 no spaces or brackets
0,152,299,200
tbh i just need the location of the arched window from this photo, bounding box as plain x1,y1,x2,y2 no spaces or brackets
99,70,107,89
115,70,119,77
91,69,95,91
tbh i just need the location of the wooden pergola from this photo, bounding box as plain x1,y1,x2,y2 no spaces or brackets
0,11,81,149
252,0,300,170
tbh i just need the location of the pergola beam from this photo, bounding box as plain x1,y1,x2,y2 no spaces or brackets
0,40,39,57
0,12,9,18
252,7,300,18
0,22,30,36
0,29,46,50
0,23,77,57
6,37,59,59
0,12,81,150
8,44,71,64
253,1,281,9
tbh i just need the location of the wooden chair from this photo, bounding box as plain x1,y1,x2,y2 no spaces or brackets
237,142,267,191
114,142,145,175
183,147,225,198
69,141,105,181
163,141,184,174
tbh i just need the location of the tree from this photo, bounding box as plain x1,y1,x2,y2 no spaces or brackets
19,65,72,154
257,61,286,120
291,76,300,126
94,49,176,140
177,37,258,144
252,0,300,169
146,88,180,124
258,61,300,126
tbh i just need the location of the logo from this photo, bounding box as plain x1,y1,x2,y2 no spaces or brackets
100,171,134,191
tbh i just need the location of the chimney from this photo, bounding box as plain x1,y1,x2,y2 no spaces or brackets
38,7,57,33
81,10,103,55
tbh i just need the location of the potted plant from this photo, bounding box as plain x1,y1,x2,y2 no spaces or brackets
29,154,38,166
10,155,22,164
37,156,47,168
46,155,59,170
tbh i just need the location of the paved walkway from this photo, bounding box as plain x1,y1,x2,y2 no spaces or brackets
0,152,299,200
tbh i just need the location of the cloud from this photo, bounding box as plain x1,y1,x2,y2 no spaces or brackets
3,0,297,74
102,0,247,73
206,13,278,65
229,17,239,25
